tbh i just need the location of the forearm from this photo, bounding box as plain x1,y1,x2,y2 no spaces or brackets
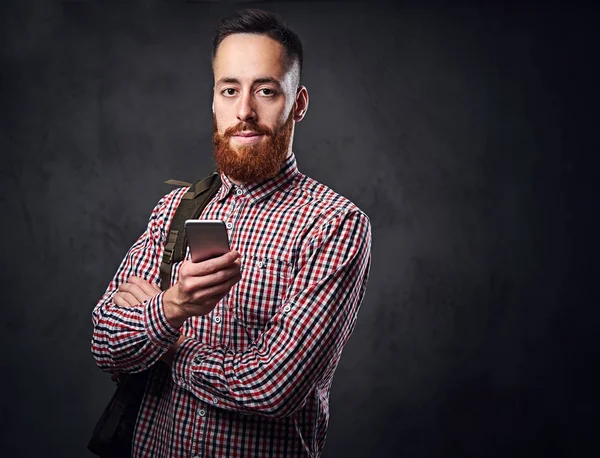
170,253,370,418
170,334,305,418
92,291,181,372
90,188,188,372
167,209,371,417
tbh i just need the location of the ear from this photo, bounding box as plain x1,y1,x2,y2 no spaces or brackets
293,86,309,122
212,100,214,114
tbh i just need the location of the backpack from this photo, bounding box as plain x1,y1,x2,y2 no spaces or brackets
88,172,222,458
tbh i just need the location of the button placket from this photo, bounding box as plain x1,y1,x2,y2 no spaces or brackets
193,402,208,458
214,299,225,346
225,192,245,246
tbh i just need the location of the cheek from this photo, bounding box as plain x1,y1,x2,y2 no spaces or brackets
260,110,287,132
213,102,231,129
214,116,230,135
277,101,295,126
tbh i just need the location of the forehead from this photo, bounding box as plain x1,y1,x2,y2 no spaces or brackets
213,33,288,81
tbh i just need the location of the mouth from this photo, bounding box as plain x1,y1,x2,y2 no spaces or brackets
236,131,261,137
231,132,265,144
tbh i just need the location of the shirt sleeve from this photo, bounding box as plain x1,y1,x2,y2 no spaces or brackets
91,189,186,373
170,208,372,418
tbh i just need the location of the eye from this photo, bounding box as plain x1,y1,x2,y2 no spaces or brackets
222,88,237,97
259,88,276,97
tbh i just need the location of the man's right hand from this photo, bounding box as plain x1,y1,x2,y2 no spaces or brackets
163,250,242,328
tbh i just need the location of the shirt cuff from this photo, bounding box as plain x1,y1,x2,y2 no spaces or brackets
144,291,181,349
171,337,209,389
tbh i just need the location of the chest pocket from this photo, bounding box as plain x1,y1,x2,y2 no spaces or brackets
231,255,291,331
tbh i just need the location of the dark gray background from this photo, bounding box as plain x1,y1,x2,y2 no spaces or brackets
1,0,598,457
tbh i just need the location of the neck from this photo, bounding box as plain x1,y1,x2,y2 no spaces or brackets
227,149,293,187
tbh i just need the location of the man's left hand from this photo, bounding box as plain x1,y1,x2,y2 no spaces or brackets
114,276,162,307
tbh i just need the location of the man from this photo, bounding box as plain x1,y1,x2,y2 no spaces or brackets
92,8,371,458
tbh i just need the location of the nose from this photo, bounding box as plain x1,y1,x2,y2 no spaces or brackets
237,91,257,123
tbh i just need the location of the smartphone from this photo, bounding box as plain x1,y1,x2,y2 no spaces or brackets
184,219,231,263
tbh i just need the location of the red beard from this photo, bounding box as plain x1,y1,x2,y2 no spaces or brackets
212,110,294,183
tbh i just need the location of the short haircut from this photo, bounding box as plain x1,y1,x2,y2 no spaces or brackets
212,9,303,83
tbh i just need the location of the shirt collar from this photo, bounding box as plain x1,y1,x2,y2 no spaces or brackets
216,153,299,204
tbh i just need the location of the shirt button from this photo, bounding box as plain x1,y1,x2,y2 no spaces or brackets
212,397,219,405
283,304,291,313
235,188,243,196
214,315,221,324
258,261,264,268
199,409,206,417
193,356,203,365
226,222,233,230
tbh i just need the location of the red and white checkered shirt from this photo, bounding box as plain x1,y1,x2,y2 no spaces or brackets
92,154,372,457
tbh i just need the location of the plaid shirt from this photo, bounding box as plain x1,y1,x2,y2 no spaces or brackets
91,154,372,457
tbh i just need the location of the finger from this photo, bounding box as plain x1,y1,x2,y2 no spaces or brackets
119,283,152,303
186,251,240,276
181,263,241,293
205,263,242,286
190,271,242,303
116,291,140,307
206,289,231,305
114,292,137,307
128,276,162,296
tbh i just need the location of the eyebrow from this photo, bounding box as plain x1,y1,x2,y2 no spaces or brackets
215,77,282,88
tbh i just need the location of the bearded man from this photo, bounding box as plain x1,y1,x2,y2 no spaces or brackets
91,8,371,458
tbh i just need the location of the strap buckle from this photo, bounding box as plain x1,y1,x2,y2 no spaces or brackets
162,249,174,265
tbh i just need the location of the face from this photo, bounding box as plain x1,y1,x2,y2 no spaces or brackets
212,33,309,183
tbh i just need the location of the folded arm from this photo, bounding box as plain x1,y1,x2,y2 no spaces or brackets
168,209,372,418
91,187,242,374
91,190,184,373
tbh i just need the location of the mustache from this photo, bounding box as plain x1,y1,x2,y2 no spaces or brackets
223,122,273,138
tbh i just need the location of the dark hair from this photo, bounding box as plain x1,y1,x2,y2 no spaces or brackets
212,9,303,80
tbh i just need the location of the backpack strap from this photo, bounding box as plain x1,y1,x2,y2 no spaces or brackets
159,172,222,291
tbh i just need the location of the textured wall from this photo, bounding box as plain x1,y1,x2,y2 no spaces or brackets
1,1,597,457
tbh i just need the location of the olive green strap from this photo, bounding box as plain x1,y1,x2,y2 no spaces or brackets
164,179,192,187
159,173,222,291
